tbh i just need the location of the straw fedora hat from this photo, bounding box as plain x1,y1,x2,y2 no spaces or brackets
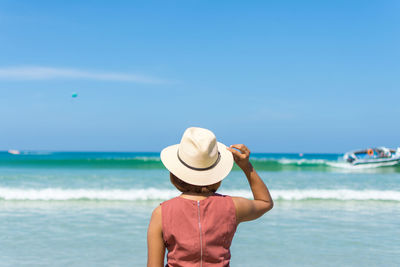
161,127,234,186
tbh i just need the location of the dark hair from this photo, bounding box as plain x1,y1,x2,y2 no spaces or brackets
170,172,221,194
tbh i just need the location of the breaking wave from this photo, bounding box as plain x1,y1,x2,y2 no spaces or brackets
1,151,399,172
0,188,399,202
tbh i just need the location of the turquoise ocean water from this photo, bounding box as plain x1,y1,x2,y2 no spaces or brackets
1,151,399,266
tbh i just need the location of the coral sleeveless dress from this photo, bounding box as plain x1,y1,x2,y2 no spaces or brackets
161,194,237,267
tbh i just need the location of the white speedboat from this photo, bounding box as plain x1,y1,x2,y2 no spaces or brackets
344,147,400,166
8,149,20,155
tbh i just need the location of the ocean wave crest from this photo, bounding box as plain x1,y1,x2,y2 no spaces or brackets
0,188,399,202
276,159,329,165
2,152,399,172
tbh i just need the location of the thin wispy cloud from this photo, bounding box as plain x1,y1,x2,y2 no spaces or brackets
0,66,165,84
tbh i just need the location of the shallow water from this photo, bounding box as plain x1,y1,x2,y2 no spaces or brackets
0,152,399,266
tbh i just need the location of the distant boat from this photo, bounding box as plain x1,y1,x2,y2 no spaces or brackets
344,147,400,166
8,149,21,155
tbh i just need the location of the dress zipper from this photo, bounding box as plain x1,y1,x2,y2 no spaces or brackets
197,201,203,267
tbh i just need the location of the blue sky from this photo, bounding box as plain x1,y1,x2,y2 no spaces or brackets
0,0,399,153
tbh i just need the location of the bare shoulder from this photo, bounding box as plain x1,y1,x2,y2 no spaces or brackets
148,205,162,235
231,196,248,207
231,197,250,220
231,196,272,224
151,205,162,221
231,196,253,212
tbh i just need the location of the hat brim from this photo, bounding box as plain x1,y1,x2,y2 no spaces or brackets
160,142,234,186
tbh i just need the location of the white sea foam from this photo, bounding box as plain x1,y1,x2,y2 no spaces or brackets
20,151,53,155
277,159,328,165
327,161,399,169
0,187,399,202
223,189,400,201
270,189,400,201
132,156,161,161
0,188,177,201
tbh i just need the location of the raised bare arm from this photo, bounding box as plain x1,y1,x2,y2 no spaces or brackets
227,144,273,224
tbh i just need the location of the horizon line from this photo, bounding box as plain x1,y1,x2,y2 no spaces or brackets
1,149,343,155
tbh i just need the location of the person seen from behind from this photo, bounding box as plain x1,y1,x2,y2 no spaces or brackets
147,127,273,266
